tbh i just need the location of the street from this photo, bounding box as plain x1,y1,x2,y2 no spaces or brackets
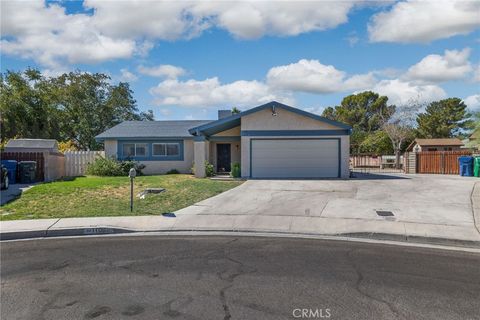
1,236,480,320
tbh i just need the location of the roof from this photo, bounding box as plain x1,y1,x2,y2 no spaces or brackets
414,138,464,146
407,138,464,151
95,120,211,140
5,139,58,149
469,128,480,141
189,101,352,136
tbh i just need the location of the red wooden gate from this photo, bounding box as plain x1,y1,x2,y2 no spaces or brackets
416,151,472,174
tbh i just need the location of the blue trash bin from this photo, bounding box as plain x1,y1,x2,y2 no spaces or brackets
1,160,18,184
459,156,474,177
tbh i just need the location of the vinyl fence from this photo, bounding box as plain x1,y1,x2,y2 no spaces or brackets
64,151,105,177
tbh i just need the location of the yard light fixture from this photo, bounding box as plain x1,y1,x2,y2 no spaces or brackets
129,168,136,212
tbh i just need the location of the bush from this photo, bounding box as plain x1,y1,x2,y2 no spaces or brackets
86,157,145,176
205,161,215,177
230,162,241,178
166,169,180,174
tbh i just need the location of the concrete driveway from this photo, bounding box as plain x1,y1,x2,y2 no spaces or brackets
0,184,36,206
177,174,478,233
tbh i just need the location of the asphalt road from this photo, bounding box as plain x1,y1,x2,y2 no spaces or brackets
1,236,480,320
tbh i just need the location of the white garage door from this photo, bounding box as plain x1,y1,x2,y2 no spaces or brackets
251,139,339,178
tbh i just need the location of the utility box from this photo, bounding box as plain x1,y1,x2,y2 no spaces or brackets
1,160,18,184
18,161,37,183
459,156,473,177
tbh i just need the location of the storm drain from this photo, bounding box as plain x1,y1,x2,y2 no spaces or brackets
376,210,394,217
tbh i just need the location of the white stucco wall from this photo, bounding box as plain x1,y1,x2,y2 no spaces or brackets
104,140,118,159
241,108,339,130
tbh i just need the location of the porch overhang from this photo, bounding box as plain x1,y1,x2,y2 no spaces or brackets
188,114,241,137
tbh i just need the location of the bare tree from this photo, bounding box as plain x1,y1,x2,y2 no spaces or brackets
381,99,424,169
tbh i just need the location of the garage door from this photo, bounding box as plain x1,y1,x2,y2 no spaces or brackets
251,139,339,178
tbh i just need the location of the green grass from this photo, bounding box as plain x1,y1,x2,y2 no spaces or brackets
0,175,243,220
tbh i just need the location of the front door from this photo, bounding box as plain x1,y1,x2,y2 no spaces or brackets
216,144,231,172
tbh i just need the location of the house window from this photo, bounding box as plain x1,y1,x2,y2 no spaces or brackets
122,144,135,157
135,143,147,156
122,143,147,157
166,143,179,156
153,143,180,156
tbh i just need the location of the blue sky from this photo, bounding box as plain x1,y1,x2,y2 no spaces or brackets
1,0,479,120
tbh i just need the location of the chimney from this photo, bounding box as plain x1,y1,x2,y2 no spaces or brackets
218,110,232,119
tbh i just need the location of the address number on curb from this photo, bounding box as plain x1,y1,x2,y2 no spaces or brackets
83,228,115,235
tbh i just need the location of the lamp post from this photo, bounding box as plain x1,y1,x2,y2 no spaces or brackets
129,168,136,212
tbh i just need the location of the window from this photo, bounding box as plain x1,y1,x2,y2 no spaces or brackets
122,144,135,157
166,143,179,156
135,143,147,156
122,143,147,157
153,143,180,156
153,143,166,156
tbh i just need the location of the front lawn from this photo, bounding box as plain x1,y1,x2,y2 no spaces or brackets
0,175,243,220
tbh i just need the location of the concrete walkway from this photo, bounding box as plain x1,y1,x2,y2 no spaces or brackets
1,174,480,247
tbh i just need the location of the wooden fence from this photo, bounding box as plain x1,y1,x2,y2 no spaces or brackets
64,151,105,176
416,151,472,174
1,152,45,181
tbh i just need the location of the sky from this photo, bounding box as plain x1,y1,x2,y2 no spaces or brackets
1,0,479,121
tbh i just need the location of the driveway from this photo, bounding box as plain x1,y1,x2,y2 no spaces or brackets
177,174,478,232
0,184,36,206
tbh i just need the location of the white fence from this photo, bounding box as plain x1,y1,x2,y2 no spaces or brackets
64,151,105,177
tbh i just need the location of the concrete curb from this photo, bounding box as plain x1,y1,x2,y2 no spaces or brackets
2,227,480,249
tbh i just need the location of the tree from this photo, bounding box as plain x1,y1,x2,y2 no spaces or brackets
322,91,395,152
416,98,472,138
381,100,421,168
231,107,241,114
0,69,153,150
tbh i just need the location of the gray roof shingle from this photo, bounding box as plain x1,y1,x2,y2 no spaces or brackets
95,120,212,140
6,139,58,149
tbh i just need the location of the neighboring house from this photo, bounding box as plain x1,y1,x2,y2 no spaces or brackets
4,139,59,153
463,128,480,150
406,138,464,152
96,101,352,178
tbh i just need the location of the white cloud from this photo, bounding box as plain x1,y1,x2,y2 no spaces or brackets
137,65,186,79
368,0,480,43
372,79,446,106
474,65,480,82
149,77,292,107
119,69,138,82
405,48,472,83
192,1,357,39
266,59,376,94
464,94,480,111
0,1,136,69
1,0,362,68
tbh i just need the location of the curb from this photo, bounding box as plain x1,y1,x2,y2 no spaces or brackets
2,227,480,249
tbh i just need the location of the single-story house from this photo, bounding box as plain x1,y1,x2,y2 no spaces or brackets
463,128,480,150
406,138,464,152
4,139,59,153
95,101,352,179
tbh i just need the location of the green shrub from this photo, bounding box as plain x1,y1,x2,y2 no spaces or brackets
230,162,241,178
205,161,215,177
86,157,145,176
166,169,180,174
